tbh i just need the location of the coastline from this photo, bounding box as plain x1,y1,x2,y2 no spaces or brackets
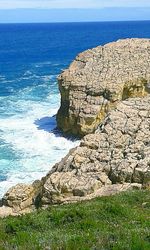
1,21,150,198
0,38,150,217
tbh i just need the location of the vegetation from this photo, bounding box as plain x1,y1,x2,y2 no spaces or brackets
0,190,150,250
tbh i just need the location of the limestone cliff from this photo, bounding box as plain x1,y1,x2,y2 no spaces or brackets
57,39,150,136
0,39,150,217
42,95,150,204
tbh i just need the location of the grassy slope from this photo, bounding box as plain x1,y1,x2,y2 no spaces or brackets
0,190,150,250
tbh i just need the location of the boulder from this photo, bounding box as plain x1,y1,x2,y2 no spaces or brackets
0,180,42,216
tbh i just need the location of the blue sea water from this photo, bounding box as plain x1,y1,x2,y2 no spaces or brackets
0,21,150,197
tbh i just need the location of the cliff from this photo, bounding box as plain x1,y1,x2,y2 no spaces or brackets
57,39,150,136
42,95,150,204
0,39,150,217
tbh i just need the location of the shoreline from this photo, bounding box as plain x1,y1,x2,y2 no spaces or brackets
0,38,150,217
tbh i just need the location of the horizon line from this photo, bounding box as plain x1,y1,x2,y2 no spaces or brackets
0,19,150,25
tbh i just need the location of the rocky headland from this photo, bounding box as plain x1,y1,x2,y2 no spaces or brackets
0,38,150,217
57,38,150,136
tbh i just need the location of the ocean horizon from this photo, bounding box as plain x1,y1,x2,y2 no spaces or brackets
0,20,150,24
0,20,150,197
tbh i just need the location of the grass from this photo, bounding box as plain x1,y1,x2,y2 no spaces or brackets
0,190,150,250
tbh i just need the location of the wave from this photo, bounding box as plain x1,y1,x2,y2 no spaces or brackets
34,61,53,68
14,73,57,82
0,60,76,197
0,97,79,197
0,75,6,80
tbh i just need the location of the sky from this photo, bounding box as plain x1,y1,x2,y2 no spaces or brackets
1,0,150,9
0,0,150,23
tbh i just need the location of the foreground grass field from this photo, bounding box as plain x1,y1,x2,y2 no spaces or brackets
0,190,150,250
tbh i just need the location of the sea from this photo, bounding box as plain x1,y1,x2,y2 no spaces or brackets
0,21,150,197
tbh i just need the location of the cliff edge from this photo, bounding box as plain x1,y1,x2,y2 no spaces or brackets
57,39,150,136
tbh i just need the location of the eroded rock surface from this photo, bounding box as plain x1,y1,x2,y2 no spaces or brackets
57,39,150,136
42,95,150,204
0,181,42,217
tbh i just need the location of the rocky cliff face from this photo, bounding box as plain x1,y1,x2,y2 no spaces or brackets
0,39,150,217
42,95,150,204
57,39,150,136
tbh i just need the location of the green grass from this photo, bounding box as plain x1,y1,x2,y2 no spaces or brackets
0,190,150,250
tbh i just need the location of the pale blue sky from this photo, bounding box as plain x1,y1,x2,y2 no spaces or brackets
1,0,150,9
0,0,150,23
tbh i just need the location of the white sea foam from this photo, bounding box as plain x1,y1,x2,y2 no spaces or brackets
41,75,57,81
0,75,6,80
34,61,53,68
16,73,56,82
0,95,80,197
0,79,14,84
23,70,33,76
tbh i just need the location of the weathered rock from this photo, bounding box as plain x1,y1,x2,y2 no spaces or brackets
42,95,150,204
57,39,150,136
0,180,43,216
42,183,142,205
0,39,150,217
0,205,33,218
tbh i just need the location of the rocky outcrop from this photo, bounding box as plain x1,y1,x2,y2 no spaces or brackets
42,95,150,204
1,94,149,216
57,39,150,136
0,39,150,217
0,181,42,217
